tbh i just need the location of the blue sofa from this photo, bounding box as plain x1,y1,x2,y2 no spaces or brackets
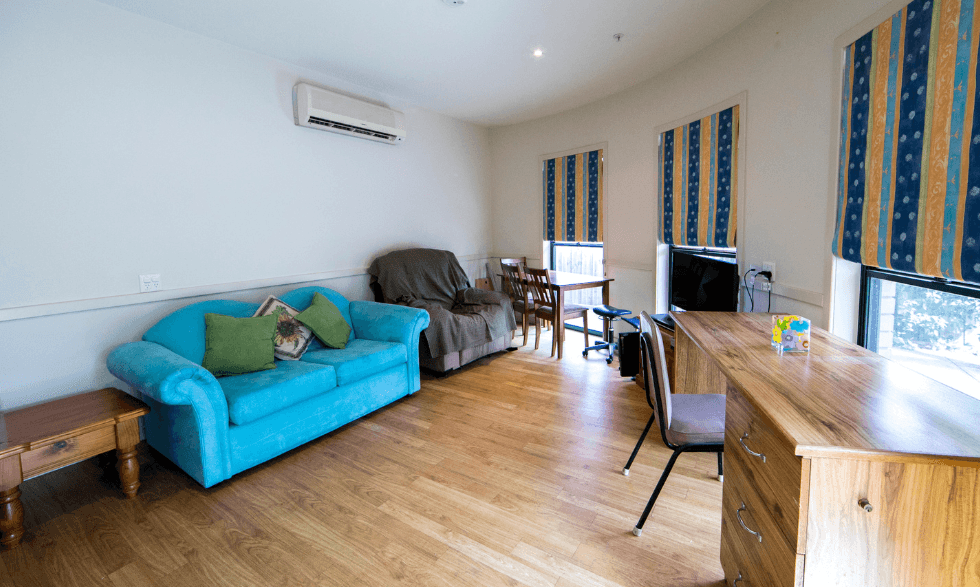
107,286,430,488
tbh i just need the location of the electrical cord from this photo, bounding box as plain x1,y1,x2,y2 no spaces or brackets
743,268,757,311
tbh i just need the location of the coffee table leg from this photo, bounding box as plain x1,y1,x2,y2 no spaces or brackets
115,419,141,499
116,448,139,498
0,455,24,548
0,487,23,548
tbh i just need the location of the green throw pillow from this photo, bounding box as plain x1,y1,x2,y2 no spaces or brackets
202,313,278,377
295,292,351,349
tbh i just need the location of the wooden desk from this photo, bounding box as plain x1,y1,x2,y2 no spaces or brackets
0,387,149,548
500,270,613,359
672,312,980,587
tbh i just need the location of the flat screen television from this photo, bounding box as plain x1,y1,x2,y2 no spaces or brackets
669,249,739,312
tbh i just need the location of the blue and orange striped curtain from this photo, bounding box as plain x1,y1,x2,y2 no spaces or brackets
543,149,603,242
832,0,980,285
658,106,739,248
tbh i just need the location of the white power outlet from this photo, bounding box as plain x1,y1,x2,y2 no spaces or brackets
762,262,776,282
746,264,762,287
759,262,775,292
140,274,161,293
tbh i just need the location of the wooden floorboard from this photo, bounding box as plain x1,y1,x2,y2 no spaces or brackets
2,331,725,587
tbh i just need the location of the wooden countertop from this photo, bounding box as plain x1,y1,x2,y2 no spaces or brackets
672,312,980,464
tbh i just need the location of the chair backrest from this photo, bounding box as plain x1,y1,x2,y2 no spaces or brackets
639,311,673,430
524,267,555,308
501,262,528,303
500,258,527,298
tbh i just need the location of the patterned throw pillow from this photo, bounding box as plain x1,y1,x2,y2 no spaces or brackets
253,296,314,360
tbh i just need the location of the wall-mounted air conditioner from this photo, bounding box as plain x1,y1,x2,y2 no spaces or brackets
293,82,406,145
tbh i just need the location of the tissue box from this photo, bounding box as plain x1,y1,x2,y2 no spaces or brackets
772,315,810,353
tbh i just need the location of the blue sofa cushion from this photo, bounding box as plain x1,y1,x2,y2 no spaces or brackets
144,300,260,364
300,339,407,386
279,287,355,350
219,360,337,426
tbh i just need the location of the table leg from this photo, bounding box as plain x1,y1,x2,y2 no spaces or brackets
115,419,141,499
601,281,611,349
557,288,566,359
0,455,24,549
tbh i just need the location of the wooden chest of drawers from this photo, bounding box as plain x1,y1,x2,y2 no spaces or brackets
672,312,980,587
720,383,803,587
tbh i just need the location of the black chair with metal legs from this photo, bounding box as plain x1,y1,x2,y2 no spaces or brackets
625,311,725,537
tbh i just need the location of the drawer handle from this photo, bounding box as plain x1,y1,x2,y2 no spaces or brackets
53,440,69,451
738,433,766,463
736,502,763,543
732,572,743,586
859,498,873,513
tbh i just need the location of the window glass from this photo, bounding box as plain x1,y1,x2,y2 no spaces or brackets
862,269,980,400
550,241,603,306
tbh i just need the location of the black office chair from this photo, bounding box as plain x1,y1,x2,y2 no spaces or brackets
625,311,725,537
583,305,637,363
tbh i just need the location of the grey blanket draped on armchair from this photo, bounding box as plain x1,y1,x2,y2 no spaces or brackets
368,248,515,370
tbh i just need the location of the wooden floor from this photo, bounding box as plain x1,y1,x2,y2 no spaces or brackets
0,331,725,587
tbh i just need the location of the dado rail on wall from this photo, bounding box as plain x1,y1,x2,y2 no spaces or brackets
0,254,493,323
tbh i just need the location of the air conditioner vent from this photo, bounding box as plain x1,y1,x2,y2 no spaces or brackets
294,83,405,145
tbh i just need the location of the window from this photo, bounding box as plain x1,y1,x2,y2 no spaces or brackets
859,266,980,400
550,241,604,307
542,147,605,335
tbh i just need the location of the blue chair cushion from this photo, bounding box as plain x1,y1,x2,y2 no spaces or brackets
144,300,260,364
300,339,407,386
220,360,337,426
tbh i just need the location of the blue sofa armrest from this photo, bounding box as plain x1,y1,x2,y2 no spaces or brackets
107,341,232,487
349,301,430,392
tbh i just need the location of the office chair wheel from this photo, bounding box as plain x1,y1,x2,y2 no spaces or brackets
632,526,642,537
582,350,589,357
623,467,630,476
606,356,614,364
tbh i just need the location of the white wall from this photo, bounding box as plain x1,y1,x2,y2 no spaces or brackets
489,0,893,330
0,0,493,409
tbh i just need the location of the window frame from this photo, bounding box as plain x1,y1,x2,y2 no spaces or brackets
857,265,980,349
547,240,605,337
549,240,604,272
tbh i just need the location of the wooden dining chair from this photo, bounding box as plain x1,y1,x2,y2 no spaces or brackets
524,267,589,357
625,311,725,537
501,262,533,346
499,257,527,297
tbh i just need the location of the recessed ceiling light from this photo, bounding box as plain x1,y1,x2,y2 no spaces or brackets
533,48,544,58
442,0,467,5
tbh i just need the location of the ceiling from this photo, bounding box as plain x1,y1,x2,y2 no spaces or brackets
96,0,770,127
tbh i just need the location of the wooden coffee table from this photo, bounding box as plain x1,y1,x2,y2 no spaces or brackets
0,387,149,548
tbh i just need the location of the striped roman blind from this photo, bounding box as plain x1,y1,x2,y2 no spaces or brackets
543,149,603,242
832,0,980,284
658,106,739,247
